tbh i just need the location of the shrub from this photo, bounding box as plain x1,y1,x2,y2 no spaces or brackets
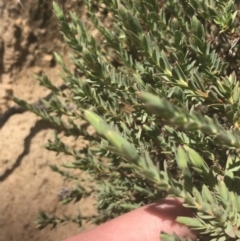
14,0,240,240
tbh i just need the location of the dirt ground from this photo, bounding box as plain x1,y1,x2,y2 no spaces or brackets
0,0,97,240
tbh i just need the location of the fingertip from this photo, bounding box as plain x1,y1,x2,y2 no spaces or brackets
62,198,197,241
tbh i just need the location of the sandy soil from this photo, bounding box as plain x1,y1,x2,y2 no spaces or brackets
0,0,96,240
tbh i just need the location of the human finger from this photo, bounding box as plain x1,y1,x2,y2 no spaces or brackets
62,197,196,241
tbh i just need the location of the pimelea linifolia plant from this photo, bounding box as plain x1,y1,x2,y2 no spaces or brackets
14,0,240,240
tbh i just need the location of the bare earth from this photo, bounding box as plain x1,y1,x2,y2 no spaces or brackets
0,0,96,240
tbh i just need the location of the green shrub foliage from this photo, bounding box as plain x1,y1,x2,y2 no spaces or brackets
14,0,240,240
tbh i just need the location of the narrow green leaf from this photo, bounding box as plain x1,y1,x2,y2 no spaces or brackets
225,221,236,238
217,180,229,206
176,217,204,229
175,145,189,170
184,145,209,174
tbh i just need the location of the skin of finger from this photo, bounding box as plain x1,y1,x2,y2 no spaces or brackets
62,198,197,241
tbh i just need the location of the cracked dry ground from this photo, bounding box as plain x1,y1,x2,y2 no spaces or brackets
0,1,97,240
